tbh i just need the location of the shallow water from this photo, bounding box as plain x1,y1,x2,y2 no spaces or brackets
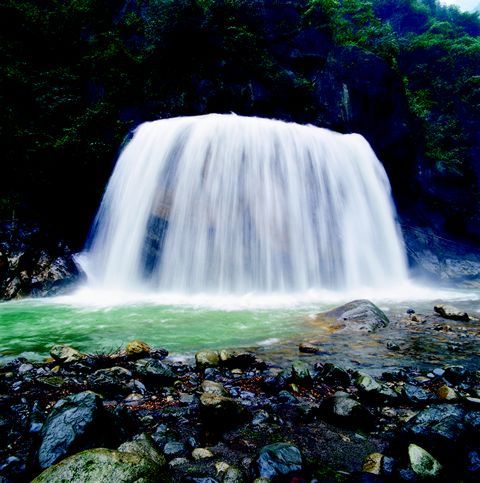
1,285,479,373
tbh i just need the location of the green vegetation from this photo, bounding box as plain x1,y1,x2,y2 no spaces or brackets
0,0,479,242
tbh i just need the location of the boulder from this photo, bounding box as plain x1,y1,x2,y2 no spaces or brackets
32,448,161,482
50,344,86,363
37,391,105,469
434,304,469,321
257,443,302,479
408,444,442,478
314,300,390,332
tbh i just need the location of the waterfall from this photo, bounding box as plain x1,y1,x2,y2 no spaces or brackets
80,113,408,294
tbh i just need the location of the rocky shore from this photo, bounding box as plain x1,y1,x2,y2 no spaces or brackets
1,325,479,482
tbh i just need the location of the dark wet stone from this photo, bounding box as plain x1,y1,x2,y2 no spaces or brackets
466,450,480,475
443,365,470,384
465,411,480,431
315,299,390,332
316,362,351,386
398,468,417,481
29,401,44,434
381,455,396,477
404,404,466,450
252,409,270,426
356,373,398,402
38,391,104,469
257,443,302,479
403,384,433,404
199,393,245,428
291,360,312,385
134,358,176,384
219,349,263,368
278,390,297,403
321,392,373,428
163,441,187,459
88,366,132,396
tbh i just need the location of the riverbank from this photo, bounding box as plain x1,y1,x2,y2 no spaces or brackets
1,329,479,481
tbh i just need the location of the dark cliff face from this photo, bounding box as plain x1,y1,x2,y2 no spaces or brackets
0,0,478,250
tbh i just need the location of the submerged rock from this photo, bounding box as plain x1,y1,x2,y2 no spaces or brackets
434,304,469,321
32,448,162,482
257,443,302,479
299,342,321,354
38,391,104,469
314,299,390,332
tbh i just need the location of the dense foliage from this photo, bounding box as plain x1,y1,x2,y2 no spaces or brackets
0,0,479,244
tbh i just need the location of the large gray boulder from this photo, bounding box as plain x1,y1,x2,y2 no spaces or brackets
32,448,162,482
37,391,105,469
314,299,390,332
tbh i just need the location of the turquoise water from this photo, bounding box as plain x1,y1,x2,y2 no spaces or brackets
0,298,319,360
1,286,479,371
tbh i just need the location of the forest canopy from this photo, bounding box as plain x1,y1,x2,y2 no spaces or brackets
0,0,479,244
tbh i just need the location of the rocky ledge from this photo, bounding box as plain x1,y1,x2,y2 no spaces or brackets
1,338,479,482
0,221,82,301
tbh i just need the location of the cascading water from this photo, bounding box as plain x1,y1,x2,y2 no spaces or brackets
79,113,408,294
